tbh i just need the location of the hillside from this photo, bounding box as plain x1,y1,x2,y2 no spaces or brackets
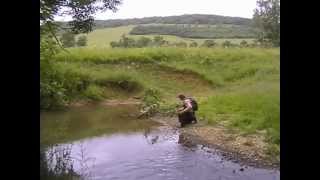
93,14,253,28
57,14,258,47
56,14,254,30
130,24,257,39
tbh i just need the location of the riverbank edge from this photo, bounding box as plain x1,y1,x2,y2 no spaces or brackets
66,99,279,170
150,113,280,170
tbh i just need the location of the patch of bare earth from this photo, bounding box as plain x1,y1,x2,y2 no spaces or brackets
151,114,279,170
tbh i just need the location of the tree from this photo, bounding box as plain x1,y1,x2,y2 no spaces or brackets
253,0,280,46
76,35,87,46
222,40,232,48
136,36,152,47
189,41,198,48
60,32,75,47
41,0,122,34
119,34,136,48
201,40,216,47
240,40,249,47
153,36,166,46
40,0,122,110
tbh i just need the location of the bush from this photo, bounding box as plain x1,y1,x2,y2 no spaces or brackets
189,41,198,47
140,88,162,116
40,35,67,109
222,40,232,48
136,36,152,47
76,35,87,47
142,88,162,107
240,40,249,47
201,40,216,47
60,32,76,48
83,84,105,100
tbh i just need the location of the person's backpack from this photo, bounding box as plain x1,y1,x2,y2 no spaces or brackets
187,97,198,111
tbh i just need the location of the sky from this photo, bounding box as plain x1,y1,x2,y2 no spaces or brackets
55,0,257,21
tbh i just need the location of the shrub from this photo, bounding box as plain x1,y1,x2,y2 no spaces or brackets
60,32,76,48
222,40,232,48
83,84,105,100
189,41,198,47
76,35,87,47
240,40,249,47
201,40,216,47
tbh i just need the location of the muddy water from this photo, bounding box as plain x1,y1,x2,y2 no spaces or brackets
41,104,279,180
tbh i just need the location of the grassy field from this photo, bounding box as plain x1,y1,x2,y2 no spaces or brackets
53,47,279,154
77,25,254,48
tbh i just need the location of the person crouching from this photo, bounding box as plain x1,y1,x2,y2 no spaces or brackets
176,94,195,128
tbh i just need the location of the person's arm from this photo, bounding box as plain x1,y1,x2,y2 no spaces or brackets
179,100,192,114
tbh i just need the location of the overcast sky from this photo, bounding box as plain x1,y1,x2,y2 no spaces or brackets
55,0,258,21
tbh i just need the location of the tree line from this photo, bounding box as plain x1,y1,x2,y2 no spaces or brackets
54,0,280,47
59,32,88,48
129,24,258,39
110,35,261,48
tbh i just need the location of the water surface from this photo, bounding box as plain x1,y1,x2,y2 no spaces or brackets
41,104,279,180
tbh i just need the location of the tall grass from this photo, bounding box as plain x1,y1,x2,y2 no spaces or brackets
55,47,279,86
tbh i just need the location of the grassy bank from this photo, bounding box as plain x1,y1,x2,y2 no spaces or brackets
43,47,279,157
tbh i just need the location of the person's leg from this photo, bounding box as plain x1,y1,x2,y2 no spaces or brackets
193,111,197,123
178,114,183,127
178,113,186,127
185,112,193,125
180,122,185,127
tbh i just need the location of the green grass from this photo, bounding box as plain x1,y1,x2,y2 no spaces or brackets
51,47,279,157
78,25,135,48
198,84,279,137
77,25,254,48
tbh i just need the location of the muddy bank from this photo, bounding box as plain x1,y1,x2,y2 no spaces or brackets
68,98,142,107
150,114,280,170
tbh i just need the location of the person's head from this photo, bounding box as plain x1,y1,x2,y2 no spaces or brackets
177,94,186,100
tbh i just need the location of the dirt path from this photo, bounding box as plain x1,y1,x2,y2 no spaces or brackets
150,114,280,170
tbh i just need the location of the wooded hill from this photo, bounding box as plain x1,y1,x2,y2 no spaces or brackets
56,14,258,39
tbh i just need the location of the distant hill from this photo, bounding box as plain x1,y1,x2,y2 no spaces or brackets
57,14,254,29
93,14,253,28
56,14,258,41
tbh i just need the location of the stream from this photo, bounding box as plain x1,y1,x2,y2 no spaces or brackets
40,104,280,180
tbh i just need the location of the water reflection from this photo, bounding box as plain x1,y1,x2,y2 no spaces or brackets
41,104,279,180
144,127,160,145
42,127,279,180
